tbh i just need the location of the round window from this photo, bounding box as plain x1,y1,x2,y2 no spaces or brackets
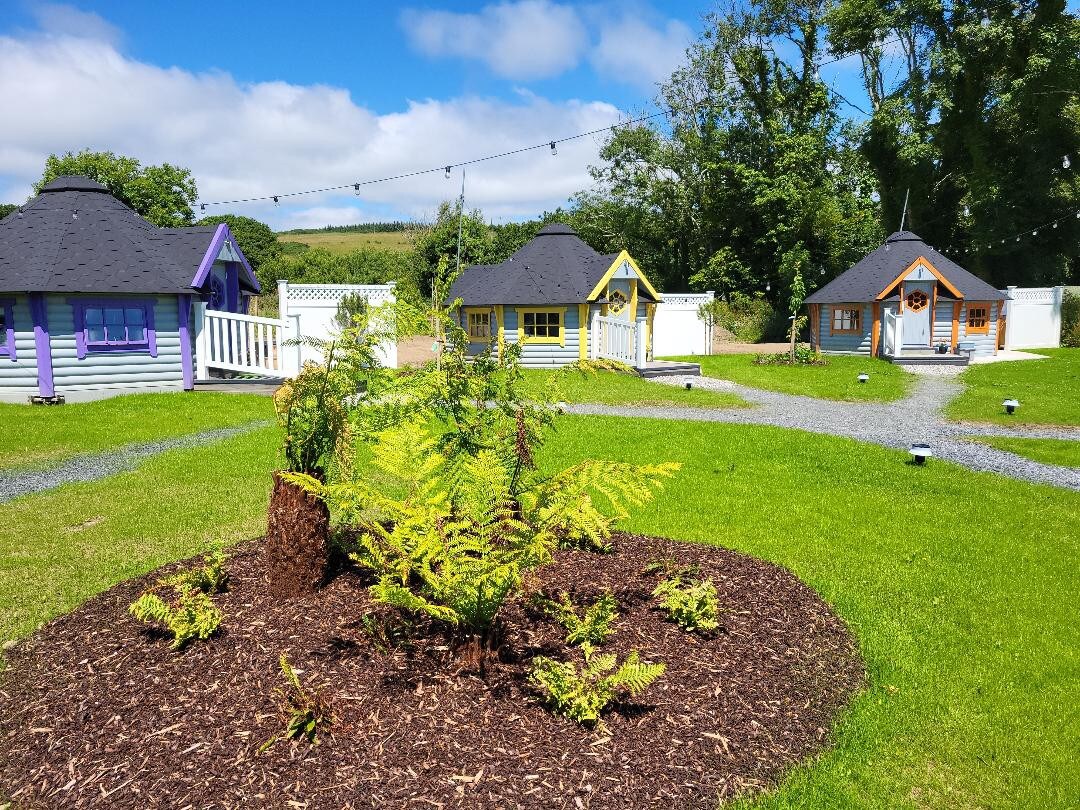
209,276,226,310
608,289,628,315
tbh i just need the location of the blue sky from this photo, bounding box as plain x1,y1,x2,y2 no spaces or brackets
0,1,889,228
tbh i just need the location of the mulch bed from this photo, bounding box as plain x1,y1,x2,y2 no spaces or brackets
0,533,864,809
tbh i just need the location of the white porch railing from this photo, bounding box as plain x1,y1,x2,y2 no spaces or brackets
193,303,291,379
882,309,902,357
592,314,647,366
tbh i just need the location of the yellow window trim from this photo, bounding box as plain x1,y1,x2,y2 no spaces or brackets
463,306,494,344
516,306,567,346
876,257,962,301
587,251,662,303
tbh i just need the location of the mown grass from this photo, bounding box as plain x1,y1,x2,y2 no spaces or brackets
946,348,1080,426
522,369,746,409
0,393,273,471
277,230,412,255
0,426,280,643
539,417,1080,808
672,353,913,402
970,436,1080,467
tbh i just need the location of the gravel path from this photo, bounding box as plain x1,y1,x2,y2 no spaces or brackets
0,421,272,503
565,375,1080,491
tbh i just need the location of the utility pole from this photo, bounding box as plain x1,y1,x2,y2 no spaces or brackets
455,168,466,277
899,187,910,232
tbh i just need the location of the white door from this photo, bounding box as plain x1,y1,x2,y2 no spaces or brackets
902,283,933,348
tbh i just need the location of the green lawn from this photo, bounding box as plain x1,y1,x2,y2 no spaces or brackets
3,403,1079,806
0,392,274,471
970,436,1080,468
522,368,747,409
277,230,412,255
0,426,280,643
671,353,914,402
946,348,1080,426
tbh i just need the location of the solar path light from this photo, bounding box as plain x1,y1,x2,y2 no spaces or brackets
858,373,869,383
1003,399,1019,415
909,443,932,465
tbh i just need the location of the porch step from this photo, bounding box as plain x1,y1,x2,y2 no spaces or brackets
885,353,969,367
194,377,284,396
636,361,702,378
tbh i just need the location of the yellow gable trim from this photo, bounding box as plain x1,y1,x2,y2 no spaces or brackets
587,250,662,302
876,256,962,301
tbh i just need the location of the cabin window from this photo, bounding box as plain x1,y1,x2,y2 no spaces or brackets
518,308,565,345
966,304,990,334
905,289,929,312
831,306,861,334
466,309,492,341
69,298,158,359
608,289,628,315
0,298,13,360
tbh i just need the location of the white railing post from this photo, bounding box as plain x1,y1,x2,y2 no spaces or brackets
635,317,647,368
590,311,600,359
193,302,208,380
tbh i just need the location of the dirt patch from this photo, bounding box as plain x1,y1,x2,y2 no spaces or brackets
398,335,439,366
0,534,863,809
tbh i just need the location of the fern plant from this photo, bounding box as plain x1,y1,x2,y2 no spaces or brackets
160,546,229,594
530,644,665,727
129,587,222,649
653,577,721,633
540,591,619,646
260,655,334,752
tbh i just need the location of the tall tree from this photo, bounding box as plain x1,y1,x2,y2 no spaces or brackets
827,0,1080,284
36,150,198,228
580,0,883,303
410,200,494,299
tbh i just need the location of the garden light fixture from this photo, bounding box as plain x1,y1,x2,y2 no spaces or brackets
1003,399,1019,415
858,373,869,383
909,443,932,465
685,382,692,390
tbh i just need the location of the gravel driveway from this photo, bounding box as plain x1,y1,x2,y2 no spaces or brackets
0,421,272,503
565,375,1080,491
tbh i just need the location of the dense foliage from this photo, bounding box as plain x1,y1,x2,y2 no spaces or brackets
1061,290,1080,348
35,149,198,227
258,244,424,304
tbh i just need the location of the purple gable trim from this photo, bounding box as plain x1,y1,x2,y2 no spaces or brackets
191,223,228,290
67,297,158,359
189,224,261,294
0,297,15,361
29,294,53,397
178,294,193,390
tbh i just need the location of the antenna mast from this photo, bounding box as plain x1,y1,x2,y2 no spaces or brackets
899,187,910,232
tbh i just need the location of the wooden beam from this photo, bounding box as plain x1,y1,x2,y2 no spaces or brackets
951,300,960,350
871,302,881,357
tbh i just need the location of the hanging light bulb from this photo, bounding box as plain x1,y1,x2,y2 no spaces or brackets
1064,154,1072,169
963,205,970,217
820,267,826,275
1016,236,1020,242
765,282,771,291
354,183,360,196
273,196,279,206
72,209,78,220
200,203,207,212
1053,222,1058,229
16,208,23,218
1032,229,1038,237
444,166,451,179
550,141,557,156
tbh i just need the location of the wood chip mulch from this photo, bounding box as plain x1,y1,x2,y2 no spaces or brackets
0,533,864,809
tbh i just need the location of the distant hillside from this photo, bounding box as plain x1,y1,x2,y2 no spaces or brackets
277,229,413,255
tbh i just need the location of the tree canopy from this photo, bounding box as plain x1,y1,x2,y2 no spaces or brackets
36,150,198,228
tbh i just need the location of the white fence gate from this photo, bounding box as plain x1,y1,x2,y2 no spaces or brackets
193,305,290,379
882,308,902,357
1001,286,1064,350
652,292,714,356
592,314,648,367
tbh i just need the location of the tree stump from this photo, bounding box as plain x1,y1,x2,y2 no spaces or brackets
265,471,330,598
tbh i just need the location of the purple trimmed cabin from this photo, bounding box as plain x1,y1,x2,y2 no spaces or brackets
0,175,258,403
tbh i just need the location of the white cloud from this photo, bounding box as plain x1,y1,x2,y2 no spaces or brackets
29,3,123,47
591,16,693,91
0,31,622,228
400,0,588,80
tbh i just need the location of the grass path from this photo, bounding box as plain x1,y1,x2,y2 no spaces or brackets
970,436,1080,468
541,417,1080,808
0,426,280,643
671,354,913,402
0,393,274,471
946,348,1080,426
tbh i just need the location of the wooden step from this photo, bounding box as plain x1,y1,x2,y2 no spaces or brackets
636,361,702,378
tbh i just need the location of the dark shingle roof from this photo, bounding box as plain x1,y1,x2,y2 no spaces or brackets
805,231,1005,304
447,223,619,306
0,176,257,294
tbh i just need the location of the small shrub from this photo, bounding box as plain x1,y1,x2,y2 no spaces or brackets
540,591,619,646
653,577,721,633
699,293,775,343
1061,290,1080,348
753,346,827,366
260,655,334,751
128,588,222,649
530,644,665,728
160,547,229,594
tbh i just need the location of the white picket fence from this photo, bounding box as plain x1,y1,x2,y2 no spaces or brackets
194,305,290,379
592,314,647,366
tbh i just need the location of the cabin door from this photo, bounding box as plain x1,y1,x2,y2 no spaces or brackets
902,282,933,348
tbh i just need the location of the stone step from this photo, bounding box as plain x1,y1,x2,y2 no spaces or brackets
636,362,702,378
